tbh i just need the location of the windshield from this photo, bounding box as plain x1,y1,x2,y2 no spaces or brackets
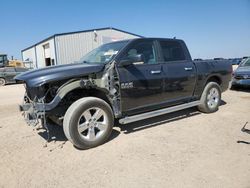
240,58,250,67
79,40,129,64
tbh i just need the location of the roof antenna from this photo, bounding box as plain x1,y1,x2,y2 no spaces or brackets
173,36,176,39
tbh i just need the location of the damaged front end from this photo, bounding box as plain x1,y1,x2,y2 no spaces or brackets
19,79,92,127
15,63,107,126
20,92,46,127
18,72,121,129
19,83,62,127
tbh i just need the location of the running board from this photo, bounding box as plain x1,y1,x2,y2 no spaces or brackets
119,100,201,124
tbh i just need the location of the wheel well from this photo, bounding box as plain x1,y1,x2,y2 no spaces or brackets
65,88,111,105
49,88,112,117
206,76,222,85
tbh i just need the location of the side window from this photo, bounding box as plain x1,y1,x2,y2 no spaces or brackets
4,67,15,72
159,40,186,62
122,41,157,64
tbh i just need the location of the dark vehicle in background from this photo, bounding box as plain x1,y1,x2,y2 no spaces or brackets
214,58,224,60
0,67,29,86
231,58,250,88
0,54,8,67
15,38,232,149
228,58,242,65
193,58,203,61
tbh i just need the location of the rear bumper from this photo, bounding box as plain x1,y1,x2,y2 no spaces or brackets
232,79,250,86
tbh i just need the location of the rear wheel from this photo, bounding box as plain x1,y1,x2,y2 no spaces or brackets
0,78,6,86
198,82,221,113
63,97,114,149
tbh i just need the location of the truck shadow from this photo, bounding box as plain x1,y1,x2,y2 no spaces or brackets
119,107,201,134
37,125,67,142
37,100,227,144
119,100,227,134
37,123,120,143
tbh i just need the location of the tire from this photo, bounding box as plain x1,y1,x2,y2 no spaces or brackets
197,82,221,113
0,78,6,86
63,97,114,149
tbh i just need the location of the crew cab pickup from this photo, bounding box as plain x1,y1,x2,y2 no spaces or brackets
15,38,232,149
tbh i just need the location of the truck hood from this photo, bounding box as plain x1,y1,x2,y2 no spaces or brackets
15,63,105,87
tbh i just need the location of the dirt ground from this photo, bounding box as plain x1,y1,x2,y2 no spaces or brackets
0,84,250,188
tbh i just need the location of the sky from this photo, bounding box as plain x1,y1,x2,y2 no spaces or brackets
1,0,250,59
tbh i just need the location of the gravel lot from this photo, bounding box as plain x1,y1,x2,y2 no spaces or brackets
0,84,250,188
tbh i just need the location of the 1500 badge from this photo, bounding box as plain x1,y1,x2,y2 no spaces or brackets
121,82,133,89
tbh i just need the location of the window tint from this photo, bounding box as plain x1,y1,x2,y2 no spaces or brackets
122,41,157,64
4,67,15,72
159,40,186,62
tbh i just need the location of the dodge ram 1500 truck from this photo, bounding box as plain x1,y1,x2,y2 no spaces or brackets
15,38,232,149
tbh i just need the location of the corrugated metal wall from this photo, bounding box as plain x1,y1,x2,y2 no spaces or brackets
22,28,140,68
22,47,37,68
35,38,56,68
55,29,139,65
22,38,56,68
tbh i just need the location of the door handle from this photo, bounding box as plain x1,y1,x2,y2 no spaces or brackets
184,67,193,71
151,70,161,74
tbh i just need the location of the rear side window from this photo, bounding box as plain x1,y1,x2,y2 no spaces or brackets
159,40,186,62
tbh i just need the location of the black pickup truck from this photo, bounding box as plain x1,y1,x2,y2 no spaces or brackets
15,38,232,149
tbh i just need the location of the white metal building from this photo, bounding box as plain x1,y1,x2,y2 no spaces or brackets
21,27,142,69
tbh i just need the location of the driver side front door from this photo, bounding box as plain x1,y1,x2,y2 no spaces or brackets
117,39,164,116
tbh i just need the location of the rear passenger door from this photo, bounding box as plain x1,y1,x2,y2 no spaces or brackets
158,39,196,105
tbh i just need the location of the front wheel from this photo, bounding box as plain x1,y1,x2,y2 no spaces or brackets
197,82,221,113
63,97,114,149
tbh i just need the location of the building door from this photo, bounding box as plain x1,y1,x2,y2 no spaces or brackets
43,43,52,66
45,58,51,66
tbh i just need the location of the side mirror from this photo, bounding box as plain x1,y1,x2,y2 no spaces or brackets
119,54,144,67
